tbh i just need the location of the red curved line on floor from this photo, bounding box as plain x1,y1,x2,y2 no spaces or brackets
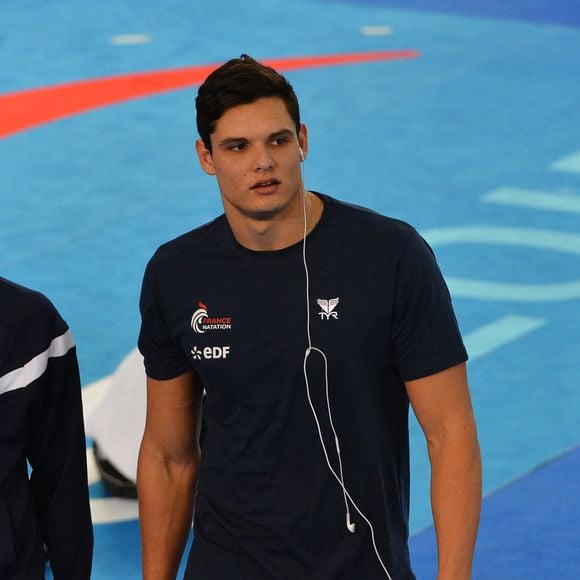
0,51,420,139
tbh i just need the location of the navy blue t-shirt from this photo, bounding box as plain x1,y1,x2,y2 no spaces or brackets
139,194,467,579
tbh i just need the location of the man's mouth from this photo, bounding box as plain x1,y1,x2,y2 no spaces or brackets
251,178,281,189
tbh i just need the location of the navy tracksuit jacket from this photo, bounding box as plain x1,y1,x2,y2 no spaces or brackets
0,278,93,579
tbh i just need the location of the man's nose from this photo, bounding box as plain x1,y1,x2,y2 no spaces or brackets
253,146,275,171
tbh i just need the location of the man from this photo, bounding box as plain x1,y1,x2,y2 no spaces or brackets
137,55,481,579
0,277,93,579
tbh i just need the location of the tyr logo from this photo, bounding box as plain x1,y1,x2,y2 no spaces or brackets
317,298,339,320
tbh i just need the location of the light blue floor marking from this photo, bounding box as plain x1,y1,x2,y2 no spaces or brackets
446,277,580,302
483,187,580,215
551,149,580,175
424,226,580,301
464,315,546,361
423,226,580,255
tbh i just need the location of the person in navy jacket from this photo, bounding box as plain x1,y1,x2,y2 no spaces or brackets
0,277,93,579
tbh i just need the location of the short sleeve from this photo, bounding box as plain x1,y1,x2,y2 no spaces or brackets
138,253,191,380
391,229,467,382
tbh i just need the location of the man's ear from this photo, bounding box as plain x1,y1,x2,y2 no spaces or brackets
298,123,308,160
196,139,216,175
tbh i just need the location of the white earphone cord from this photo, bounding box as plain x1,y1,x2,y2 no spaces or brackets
300,176,393,580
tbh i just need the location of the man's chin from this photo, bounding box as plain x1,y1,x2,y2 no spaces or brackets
240,200,288,221
244,208,279,221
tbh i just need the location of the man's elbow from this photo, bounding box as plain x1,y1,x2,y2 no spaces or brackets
425,417,480,461
137,439,199,485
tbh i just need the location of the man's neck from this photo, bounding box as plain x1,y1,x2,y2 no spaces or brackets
226,192,324,251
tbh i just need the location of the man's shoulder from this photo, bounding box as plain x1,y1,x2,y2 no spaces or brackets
0,277,61,327
0,278,68,375
148,214,228,269
325,194,418,244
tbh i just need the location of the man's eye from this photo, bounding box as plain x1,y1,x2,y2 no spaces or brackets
272,138,288,146
229,143,247,152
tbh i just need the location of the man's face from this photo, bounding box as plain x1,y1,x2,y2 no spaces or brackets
196,96,307,225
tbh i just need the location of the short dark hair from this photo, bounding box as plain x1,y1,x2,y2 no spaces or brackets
196,54,301,151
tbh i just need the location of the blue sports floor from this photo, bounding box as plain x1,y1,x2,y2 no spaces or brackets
1,1,579,577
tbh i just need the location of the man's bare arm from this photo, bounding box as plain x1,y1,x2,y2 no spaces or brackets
137,371,203,580
406,363,482,580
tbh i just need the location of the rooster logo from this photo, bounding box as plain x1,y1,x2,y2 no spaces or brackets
191,301,208,333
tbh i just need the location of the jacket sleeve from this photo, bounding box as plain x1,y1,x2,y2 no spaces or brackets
26,325,93,580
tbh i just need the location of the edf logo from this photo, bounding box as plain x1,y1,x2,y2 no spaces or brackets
191,346,231,360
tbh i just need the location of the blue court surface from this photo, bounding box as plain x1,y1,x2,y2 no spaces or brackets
1,0,579,577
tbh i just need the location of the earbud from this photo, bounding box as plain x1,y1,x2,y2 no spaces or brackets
299,147,305,162
347,513,357,534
